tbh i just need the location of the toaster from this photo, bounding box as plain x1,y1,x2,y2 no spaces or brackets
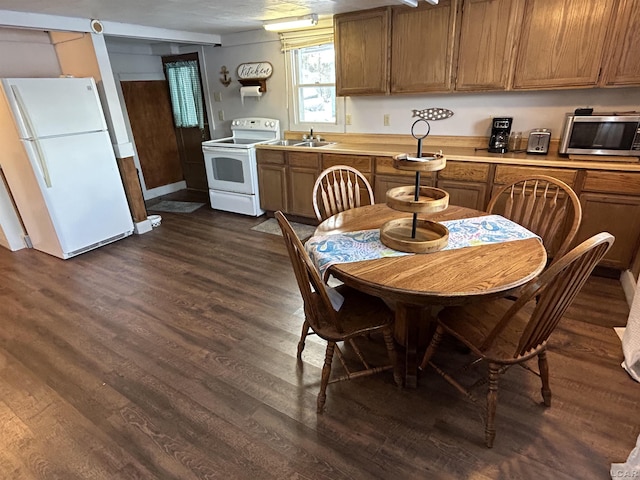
526,128,551,154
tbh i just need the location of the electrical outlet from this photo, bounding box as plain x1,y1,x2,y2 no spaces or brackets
345,114,352,125
218,110,224,121
384,114,390,126
213,91,222,102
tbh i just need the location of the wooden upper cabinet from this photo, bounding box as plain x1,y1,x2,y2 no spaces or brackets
455,0,522,91
390,1,457,93
600,0,640,86
335,8,390,96
512,0,618,90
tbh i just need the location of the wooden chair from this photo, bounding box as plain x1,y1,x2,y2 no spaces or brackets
312,165,375,222
486,175,582,261
419,232,614,447
275,211,402,412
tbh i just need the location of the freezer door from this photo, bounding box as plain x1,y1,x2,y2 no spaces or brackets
2,77,108,139
22,131,133,256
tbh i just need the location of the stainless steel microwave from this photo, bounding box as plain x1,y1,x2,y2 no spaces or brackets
558,113,640,156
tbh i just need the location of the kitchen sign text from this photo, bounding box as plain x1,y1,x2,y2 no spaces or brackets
236,62,273,80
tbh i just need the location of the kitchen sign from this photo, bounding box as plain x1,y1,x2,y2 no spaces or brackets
237,62,273,80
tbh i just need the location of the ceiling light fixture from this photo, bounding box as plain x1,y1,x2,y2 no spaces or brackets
400,0,439,6
263,14,318,32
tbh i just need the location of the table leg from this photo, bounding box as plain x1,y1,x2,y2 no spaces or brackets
394,303,429,388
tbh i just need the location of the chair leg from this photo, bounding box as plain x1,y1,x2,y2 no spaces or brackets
419,325,444,371
317,342,335,413
382,327,403,387
297,320,310,359
485,363,500,448
538,350,552,407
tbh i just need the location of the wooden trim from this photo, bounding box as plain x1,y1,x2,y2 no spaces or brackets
116,157,147,223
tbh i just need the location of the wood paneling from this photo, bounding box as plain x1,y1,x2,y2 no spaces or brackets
115,156,147,223
121,81,183,189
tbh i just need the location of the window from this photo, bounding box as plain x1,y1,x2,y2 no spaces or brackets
293,44,336,124
280,24,344,133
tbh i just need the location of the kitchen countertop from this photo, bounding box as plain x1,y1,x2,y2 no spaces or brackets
257,142,640,172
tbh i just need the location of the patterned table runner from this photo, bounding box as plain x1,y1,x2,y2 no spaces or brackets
305,214,541,280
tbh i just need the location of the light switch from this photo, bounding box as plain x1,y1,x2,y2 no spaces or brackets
218,110,224,121
384,114,390,126
346,114,352,125
214,91,222,102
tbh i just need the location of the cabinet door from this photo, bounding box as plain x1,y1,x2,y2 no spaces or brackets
574,193,640,269
600,0,640,86
455,0,522,91
288,167,318,218
391,1,457,93
513,0,617,89
335,8,390,96
257,164,287,212
437,179,488,210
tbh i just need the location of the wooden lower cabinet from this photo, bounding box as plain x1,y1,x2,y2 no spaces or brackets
257,149,320,218
574,192,640,270
437,179,488,210
257,163,287,212
288,166,318,218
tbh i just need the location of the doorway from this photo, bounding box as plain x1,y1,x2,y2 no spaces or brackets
162,52,211,192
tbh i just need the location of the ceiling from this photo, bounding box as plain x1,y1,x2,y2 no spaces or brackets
0,0,400,35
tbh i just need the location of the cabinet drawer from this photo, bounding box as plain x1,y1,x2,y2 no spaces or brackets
438,161,491,182
494,165,577,186
257,149,285,165
375,156,415,177
322,154,372,172
583,171,640,195
288,152,320,168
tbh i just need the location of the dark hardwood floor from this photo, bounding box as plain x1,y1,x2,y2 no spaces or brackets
0,192,638,479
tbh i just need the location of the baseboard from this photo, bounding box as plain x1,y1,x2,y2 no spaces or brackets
144,181,187,200
620,269,637,308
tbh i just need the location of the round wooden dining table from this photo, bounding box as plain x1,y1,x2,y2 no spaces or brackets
314,203,548,387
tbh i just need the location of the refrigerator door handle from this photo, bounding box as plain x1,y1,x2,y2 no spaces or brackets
11,86,52,187
31,140,53,188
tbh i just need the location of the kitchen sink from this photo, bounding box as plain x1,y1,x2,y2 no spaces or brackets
294,141,336,148
271,140,299,146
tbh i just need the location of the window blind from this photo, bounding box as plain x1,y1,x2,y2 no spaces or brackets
165,60,204,129
279,26,334,52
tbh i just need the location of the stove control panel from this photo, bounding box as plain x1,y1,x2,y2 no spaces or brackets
231,117,280,132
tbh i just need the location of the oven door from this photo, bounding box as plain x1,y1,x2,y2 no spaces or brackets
202,146,257,195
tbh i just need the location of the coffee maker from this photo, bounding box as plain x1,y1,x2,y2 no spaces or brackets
488,117,513,153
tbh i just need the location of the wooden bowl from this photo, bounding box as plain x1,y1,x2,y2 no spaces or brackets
386,186,449,213
393,152,446,172
380,218,449,253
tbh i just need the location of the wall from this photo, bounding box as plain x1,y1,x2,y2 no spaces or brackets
202,30,287,138
208,29,640,140
0,28,61,77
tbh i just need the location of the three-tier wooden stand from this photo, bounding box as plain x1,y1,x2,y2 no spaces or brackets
381,152,450,253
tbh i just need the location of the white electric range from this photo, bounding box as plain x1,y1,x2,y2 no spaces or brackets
201,117,280,216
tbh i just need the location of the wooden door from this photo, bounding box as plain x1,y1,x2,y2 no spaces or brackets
390,0,457,93
162,53,210,192
455,0,522,91
121,81,183,190
334,7,390,96
600,0,640,86
512,0,617,89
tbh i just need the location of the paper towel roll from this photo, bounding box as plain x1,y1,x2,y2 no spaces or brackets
240,86,262,105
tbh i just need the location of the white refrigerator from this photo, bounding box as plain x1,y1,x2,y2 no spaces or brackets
0,77,134,259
